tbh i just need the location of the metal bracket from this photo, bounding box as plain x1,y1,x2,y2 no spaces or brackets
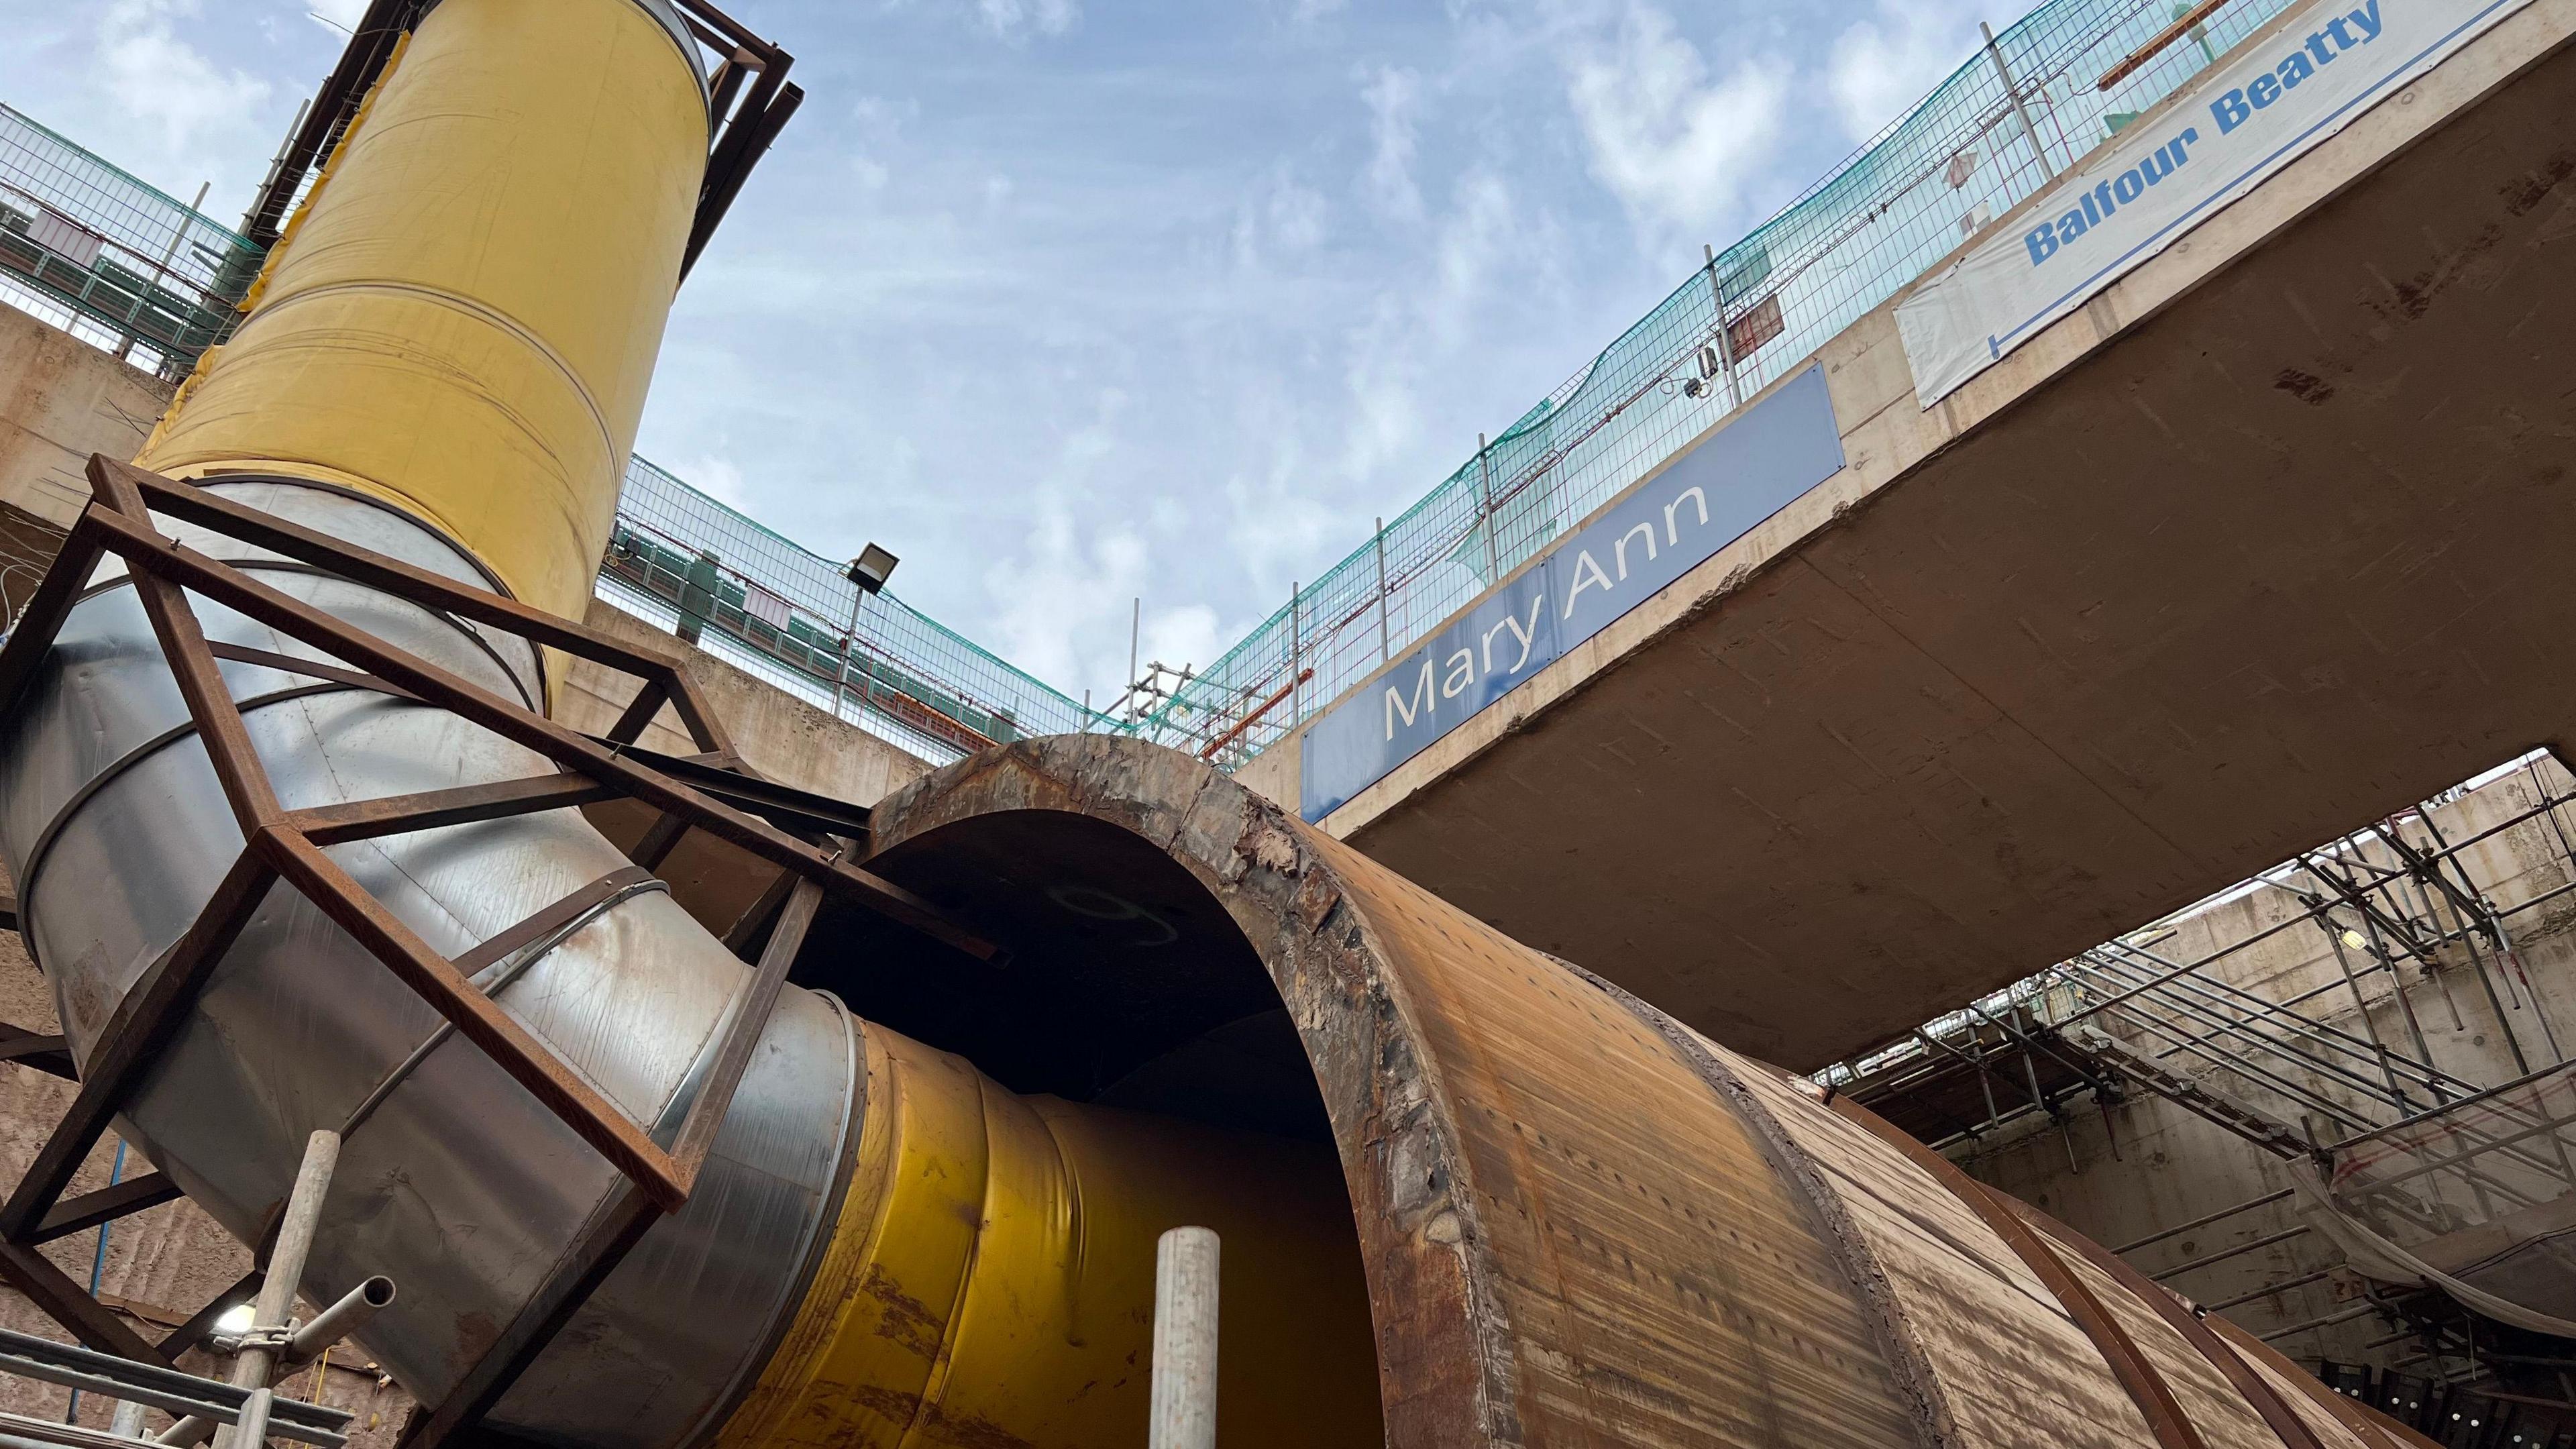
207,1326,292,1358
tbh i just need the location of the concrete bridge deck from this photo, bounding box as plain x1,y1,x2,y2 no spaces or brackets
1238,0,2576,1070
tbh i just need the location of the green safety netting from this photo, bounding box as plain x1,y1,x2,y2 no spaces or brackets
606,456,1120,762
1140,0,2294,766
0,103,260,378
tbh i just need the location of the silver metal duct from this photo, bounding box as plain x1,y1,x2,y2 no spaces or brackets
0,480,853,1449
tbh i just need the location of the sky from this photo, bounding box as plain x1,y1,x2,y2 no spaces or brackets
0,0,1997,706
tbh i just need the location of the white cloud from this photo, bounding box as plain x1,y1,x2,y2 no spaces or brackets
1337,166,1540,484
983,511,1234,704
1430,172,1519,325
97,0,273,167
1141,604,1224,680
1826,0,1985,142
851,95,922,133
980,388,1163,695
987,504,1145,689
671,454,751,509
1232,168,1330,271
973,366,1341,705
1564,3,1789,241
845,96,914,194
1222,463,1352,599
971,0,1080,40
1269,176,1328,254
1358,64,1424,222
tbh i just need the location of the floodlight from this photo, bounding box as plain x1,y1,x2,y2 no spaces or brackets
846,543,898,595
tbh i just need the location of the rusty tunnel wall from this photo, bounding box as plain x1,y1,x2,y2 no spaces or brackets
861,734,2434,1449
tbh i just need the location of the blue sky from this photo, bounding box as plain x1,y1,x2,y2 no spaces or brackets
0,0,1992,703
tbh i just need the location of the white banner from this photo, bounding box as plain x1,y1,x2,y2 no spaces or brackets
1898,0,2534,405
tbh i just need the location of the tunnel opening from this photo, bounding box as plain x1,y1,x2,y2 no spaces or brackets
586,796,1393,1446
803,808,1332,1142
827,805,1385,1444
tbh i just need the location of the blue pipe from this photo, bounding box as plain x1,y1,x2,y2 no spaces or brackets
64,1140,126,1424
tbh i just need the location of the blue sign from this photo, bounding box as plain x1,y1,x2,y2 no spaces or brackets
1299,364,1844,821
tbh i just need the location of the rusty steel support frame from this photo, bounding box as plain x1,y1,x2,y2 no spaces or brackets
2018,1202,2331,1449
0,456,987,1448
677,0,804,278
1826,1094,2214,1449
1825,1090,2452,1449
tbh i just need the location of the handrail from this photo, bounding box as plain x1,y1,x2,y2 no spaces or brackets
2098,0,2239,89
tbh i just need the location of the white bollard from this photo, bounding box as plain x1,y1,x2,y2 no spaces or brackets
1149,1226,1220,1449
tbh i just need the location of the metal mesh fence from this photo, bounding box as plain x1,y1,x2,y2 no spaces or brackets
606,457,1116,762
0,104,260,379
1143,0,2299,766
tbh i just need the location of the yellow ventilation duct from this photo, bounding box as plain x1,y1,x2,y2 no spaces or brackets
136,0,706,623
42,0,1395,1444
721,1026,1383,1449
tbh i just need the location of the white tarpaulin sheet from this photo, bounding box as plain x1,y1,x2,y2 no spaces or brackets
1898,0,2537,406
26,209,103,270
